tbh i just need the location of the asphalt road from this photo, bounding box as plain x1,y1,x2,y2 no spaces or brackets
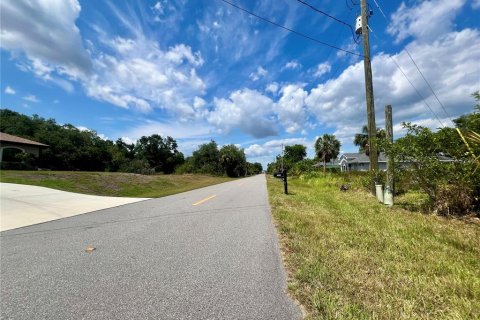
0,174,301,319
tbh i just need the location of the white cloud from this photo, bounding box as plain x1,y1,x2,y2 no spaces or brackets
244,137,309,168
305,28,480,151
2,1,206,118
275,84,308,133
266,82,279,94
245,137,307,157
0,0,91,78
123,120,214,141
245,144,268,157
22,94,39,103
393,117,454,137
208,89,277,138
4,86,15,95
152,2,164,14
473,0,480,9
312,62,331,78
86,38,206,116
281,60,301,71
249,66,268,81
387,0,466,43
120,137,136,145
76,126,90,131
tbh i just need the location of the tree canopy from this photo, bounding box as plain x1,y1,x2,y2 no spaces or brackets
315,134,341,172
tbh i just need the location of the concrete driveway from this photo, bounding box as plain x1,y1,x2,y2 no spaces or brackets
0,183,149,231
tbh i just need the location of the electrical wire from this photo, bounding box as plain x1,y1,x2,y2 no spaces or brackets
288,5,355,130
219,0,363,57
369,29,446,127
370,0,453,121
295,0,359,43
371,0,387,20
404,49,452,119
296,0,353,30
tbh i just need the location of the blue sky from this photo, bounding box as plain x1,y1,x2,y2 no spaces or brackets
1,0,479,168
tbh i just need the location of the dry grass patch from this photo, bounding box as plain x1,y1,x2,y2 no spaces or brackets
267,174,480,319
0,171,233,198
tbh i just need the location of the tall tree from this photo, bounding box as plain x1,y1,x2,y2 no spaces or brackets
315,134,341,172
353,125,386,155
192,140,221,175
219,144,246,177
134,134,184,173
284,144,307,164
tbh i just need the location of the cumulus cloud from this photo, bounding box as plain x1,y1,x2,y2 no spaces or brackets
275,84,308,133
244,137,309,167
4,86,15,95
208,89,277,138
387,0,466,43
312,62,331,78
86,39,205,116
123,120,214,141
2,1,207,118
0,0,91,78
249,66,268,81
304,28,480,151
266,82,279,94
245,137,307,157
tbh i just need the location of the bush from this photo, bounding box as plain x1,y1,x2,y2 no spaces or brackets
434,183,474,215
119,159,154,175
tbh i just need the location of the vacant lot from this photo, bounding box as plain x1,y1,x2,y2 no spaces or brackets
267,174,480,319
0,171,233,198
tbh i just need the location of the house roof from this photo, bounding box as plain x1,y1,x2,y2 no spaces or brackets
313,159,340,167
341,152,387,163
0,132,49,147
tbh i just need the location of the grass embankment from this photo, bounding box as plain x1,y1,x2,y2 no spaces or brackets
0,171,233,198
267,174,480,319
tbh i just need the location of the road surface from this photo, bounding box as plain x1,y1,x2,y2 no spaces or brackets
0,174,301,319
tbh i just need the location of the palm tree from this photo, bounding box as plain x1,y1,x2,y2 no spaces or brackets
315,134,341,172
353,125,386,156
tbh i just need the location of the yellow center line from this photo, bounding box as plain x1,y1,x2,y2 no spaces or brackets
192,195,217,206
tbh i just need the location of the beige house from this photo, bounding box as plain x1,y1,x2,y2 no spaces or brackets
0,132,49,163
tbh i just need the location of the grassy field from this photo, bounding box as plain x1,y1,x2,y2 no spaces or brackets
0,170,233,198
267,173,480,319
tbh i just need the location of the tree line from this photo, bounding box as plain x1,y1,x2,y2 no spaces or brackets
0,109,262,177
266,135,342,175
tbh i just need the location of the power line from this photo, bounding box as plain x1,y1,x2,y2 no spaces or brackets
404,49,452,119
370,0,452,121
295,0,356,39
368,29,446,127
296,0,361,44
219,0,363,57
288,4,354,130
371,0,387,20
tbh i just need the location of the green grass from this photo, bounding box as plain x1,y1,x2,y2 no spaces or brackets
267,174,480,319
0,170,234,198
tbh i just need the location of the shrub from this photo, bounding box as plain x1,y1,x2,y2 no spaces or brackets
118,159,154,175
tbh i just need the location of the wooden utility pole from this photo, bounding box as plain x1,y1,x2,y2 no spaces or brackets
360,0,378,192
385,105,394,205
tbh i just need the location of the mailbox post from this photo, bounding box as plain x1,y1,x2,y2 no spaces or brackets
273,170,288,195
